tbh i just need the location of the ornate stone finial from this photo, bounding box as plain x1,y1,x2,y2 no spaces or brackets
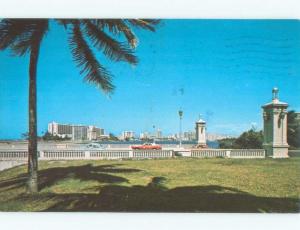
197,114,205,123
272,87,279,101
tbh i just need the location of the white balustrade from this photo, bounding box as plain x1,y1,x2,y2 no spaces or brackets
288,150,300,157
89,150,130,159
230,149,265,158
191,149,265,158
0,150,28,160
191,149,227,158
0,148,267,161
133,150,173,158
42,150,86,160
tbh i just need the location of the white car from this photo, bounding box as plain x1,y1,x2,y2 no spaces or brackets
86,143,105,149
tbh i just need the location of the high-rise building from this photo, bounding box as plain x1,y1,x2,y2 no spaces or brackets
140,132,149,139
47,122,72,138
156,129,162,139
183,131,196,141
47,122,104,141
87,126,104,141
121,131,135,140
72,125,88,141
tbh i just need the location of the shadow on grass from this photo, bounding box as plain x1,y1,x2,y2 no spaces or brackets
39,180,299,212
0,164,299,212
0,163,141,192
12,178,300,213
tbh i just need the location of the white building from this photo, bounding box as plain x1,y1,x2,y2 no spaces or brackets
183,131,196,141
140,132,150,139
72,125,88,141
87,126,104,141
48,122,104,141
99,134,110,139
206,133,233,141
47,122,72,138
121,131,135,140
156,129,162,139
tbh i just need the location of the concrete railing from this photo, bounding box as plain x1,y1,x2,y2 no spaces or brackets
0,150,28,171
0,149,172,160
229,149,265,158
0,148,267,161
191,149,227,158
132,150,173,159
0,150,28,160
191,149,265,158
89,150,130,159
288,150,300,157
41,150,86,160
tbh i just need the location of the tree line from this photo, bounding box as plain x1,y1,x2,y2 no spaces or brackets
218,111,300,149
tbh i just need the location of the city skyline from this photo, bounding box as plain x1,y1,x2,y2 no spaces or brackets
1,20,300,139
46,120,233,141
47,120,234,140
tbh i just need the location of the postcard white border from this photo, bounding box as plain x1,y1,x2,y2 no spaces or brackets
0,0,299,229
0,0,299,18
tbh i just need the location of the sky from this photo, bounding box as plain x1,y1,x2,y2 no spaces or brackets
0,19,300,139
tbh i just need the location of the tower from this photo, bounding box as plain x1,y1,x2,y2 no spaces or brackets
262,87,289,158
195,118,207,148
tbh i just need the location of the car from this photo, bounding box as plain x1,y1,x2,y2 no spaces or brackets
86,143,105,149
131,143,162,150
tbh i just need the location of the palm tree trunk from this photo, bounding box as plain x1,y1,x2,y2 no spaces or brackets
27,44,40,193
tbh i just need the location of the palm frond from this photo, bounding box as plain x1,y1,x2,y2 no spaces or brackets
69,23,114,93
56,19,77,29
126,19,160,32
11,20,48,56
0,19,48,56
93,19,138,48
83,20,138,65
92,20,121,35
0,19,31,50
141,19,161,25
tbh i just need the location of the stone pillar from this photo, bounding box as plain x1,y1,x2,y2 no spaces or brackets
39,150,44,160
195,119,207,148
262,88,289,158
129,150,133,158
85,150,90,159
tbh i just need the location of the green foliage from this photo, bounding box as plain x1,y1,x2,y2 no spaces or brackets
42,132,71,141
218,138,237,149
235,129,263,149
219,130,263,149
21,132,29,140
108,133,119,141
219,111,300,150
287,111,300,149
21,132,42,141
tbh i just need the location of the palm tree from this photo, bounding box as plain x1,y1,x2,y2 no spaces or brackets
0,19,159,193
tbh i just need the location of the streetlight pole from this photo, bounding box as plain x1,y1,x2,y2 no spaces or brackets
152,124,156,144
178,109,183,148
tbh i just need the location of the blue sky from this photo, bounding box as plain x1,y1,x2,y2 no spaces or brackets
0,19,300,139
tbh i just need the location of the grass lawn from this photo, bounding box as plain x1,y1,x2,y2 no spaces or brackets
0,158,299,212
